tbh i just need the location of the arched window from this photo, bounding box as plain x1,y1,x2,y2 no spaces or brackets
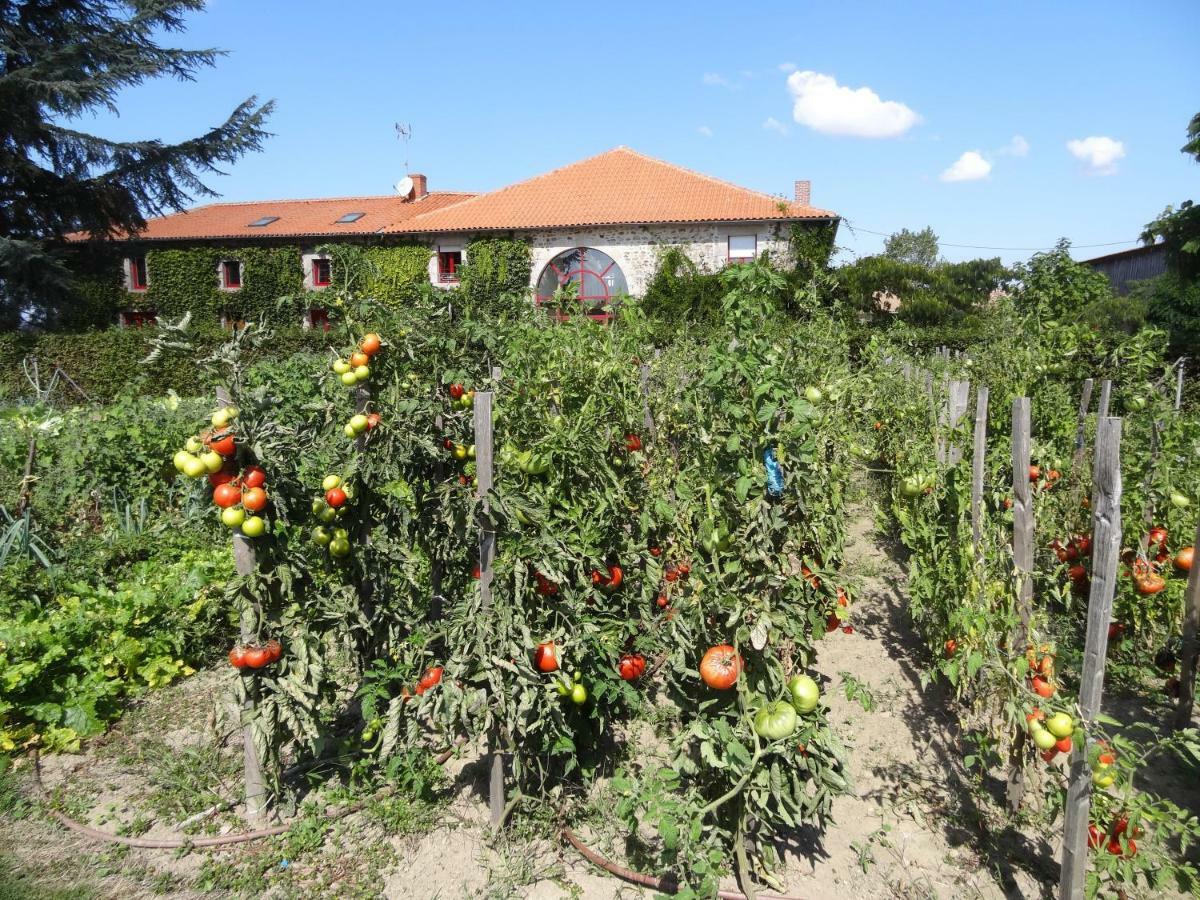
536,248,628,320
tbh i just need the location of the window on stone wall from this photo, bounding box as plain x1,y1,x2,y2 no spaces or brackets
127,256,148,291
220,259,242,290
535,248,628,321
727,235,757,264
119,309,157,328
221,312,247,331
437,250,462,283
311,258,332,288
307,308,331,331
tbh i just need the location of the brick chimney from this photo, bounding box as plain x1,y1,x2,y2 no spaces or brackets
793,179,811,206
409,173,428,199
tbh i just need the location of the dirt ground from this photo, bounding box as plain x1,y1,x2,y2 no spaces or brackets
1,490,1192,899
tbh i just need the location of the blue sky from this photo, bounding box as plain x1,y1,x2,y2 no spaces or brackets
88,0,1199,264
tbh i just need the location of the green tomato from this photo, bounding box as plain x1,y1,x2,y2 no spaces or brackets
200,450,224,474
319,506,337,524
184,437,203,454
787,674,820,714
1129,396,1146,411
211,407,235,429
344,423,358,438
804,386,823,404
329,537,351,558
322,475,342,491
312,526,331,546
1171,491,1191,509
354,364,370,380
332,528,349,541
349,414,369,433
899,475,923,499
1045,712,1074,738
753,701,798,740
1092,770,1115,788
221,506,246,529
1032,727,1058,751
182,456,208,479
173,450,194,473
570,683,588,705
240,516,266,538
341,371,358,387
333,359,351,375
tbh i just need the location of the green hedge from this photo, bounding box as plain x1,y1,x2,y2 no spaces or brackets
0,326,334,404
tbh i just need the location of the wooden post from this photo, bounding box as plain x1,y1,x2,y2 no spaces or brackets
1059,417,1123,900
971,386,989,566
638,363,658,445
946,379,971,466
1071,379,1094,472
1136,422,1162,562
1097,379,1112,419
1174,515,1200,730
1176,361,1185,412
217,386,268,824
1007,396,1034,813
472,392,504,827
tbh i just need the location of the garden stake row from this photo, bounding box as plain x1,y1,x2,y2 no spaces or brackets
1173,516,1200,730
1007,396,1034,814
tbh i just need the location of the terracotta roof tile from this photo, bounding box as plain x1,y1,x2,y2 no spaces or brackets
69,192,476,242
389,147,836,233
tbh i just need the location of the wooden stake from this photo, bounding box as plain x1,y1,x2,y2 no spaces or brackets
473,392,504,827
1176,361,1185,412
946,379,971,466
1059,416,1123,900
1007,396,1034,814
1071,379,1094,472
971,386,989,566
217,386,267,824
1097,379,1112,419
1174,515,1200,731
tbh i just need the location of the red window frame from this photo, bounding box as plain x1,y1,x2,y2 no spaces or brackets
128,256,148,291
535,249,625,323
726,235,757,265
308,308,331,331
437,251,462,283
221,259,242,289
311,258,332,287
120,309,157,328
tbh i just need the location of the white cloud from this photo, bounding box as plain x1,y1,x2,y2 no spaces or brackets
940,150,992,182
702,72,729,87
763,116,788,135
787,71,920,138
697,125,714,138
1067,136,1126,174
778,62,797,73
1004,135,1030,157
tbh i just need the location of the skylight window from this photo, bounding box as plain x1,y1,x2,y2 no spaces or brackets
335,212,365,223
247,215,279,227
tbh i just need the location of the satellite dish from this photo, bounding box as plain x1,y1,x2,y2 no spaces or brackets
395,176,414,198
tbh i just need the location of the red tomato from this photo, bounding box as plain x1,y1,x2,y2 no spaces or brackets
656,593,669,609
1031,675,1055,698
677,562,690,575
242,487,268,512
1148,526,1168,547
263,639,282,663
209,470,237,487
241,465,267,489
826,613,840,633
228,646,248,669
443,438,455,450
664,568,679,583
534,642,559,673
699,645,742,689
1055,735,1073,753
418,666,443,690
325,487,347,508
1175,547,1194,573
208,433,236,457
1136,574,1166,595
1040,748,1059,762
213,482,242,508
605,565,623,590
471,564,480,579
1068,564,1088,584
360,333,382,356
449,383,464,400
1029,465,1041,482
649,546,662,557
618,653,646,681
1088,824,1103,850
244,646,271,669
944,639,957,658
625,433,642,452
1073,535,1092,556
1108,622,1127,641
366,413,381,431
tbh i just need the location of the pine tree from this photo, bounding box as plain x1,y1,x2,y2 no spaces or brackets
0,1,274,327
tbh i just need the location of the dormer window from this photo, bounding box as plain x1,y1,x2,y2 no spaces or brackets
311,258,332,288
220,259,242,290
127,256,148,291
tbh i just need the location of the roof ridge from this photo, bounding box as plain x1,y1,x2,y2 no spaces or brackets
614,146,814,211
165,191,476,212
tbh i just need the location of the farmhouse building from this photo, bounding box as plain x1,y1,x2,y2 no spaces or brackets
69,148,837,328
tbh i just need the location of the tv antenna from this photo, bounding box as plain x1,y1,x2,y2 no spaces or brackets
394,122,412,173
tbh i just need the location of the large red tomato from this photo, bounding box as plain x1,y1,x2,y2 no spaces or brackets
699,644,742,690
242,487,268,512
241,465,267,489
618,653,646,681
213,482,242,509
535,642,559,672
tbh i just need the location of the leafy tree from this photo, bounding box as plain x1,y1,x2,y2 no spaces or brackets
1012,239,1113,319
1182,111,1200,162
884,226,940,268
0,0,274,328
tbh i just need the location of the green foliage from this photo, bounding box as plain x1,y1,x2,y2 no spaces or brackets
1132,272,1200,354
1013,239,1114,319
457,237,532,316
788,221,838,276
884,226,940,267
146,245,303,325
641,247,725,328
318,242,432,309
1142,202,1200,283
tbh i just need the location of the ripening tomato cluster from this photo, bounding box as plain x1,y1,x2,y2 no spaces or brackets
229,639,282,671
1024,706,1075,763
1088,810,1142,858
331,332,382,388
343,411,381,440
310,474,353,558
1027,642,1058,702
172,405,238,479
173,407,271,538
447,382,475,410
590,564,624,592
